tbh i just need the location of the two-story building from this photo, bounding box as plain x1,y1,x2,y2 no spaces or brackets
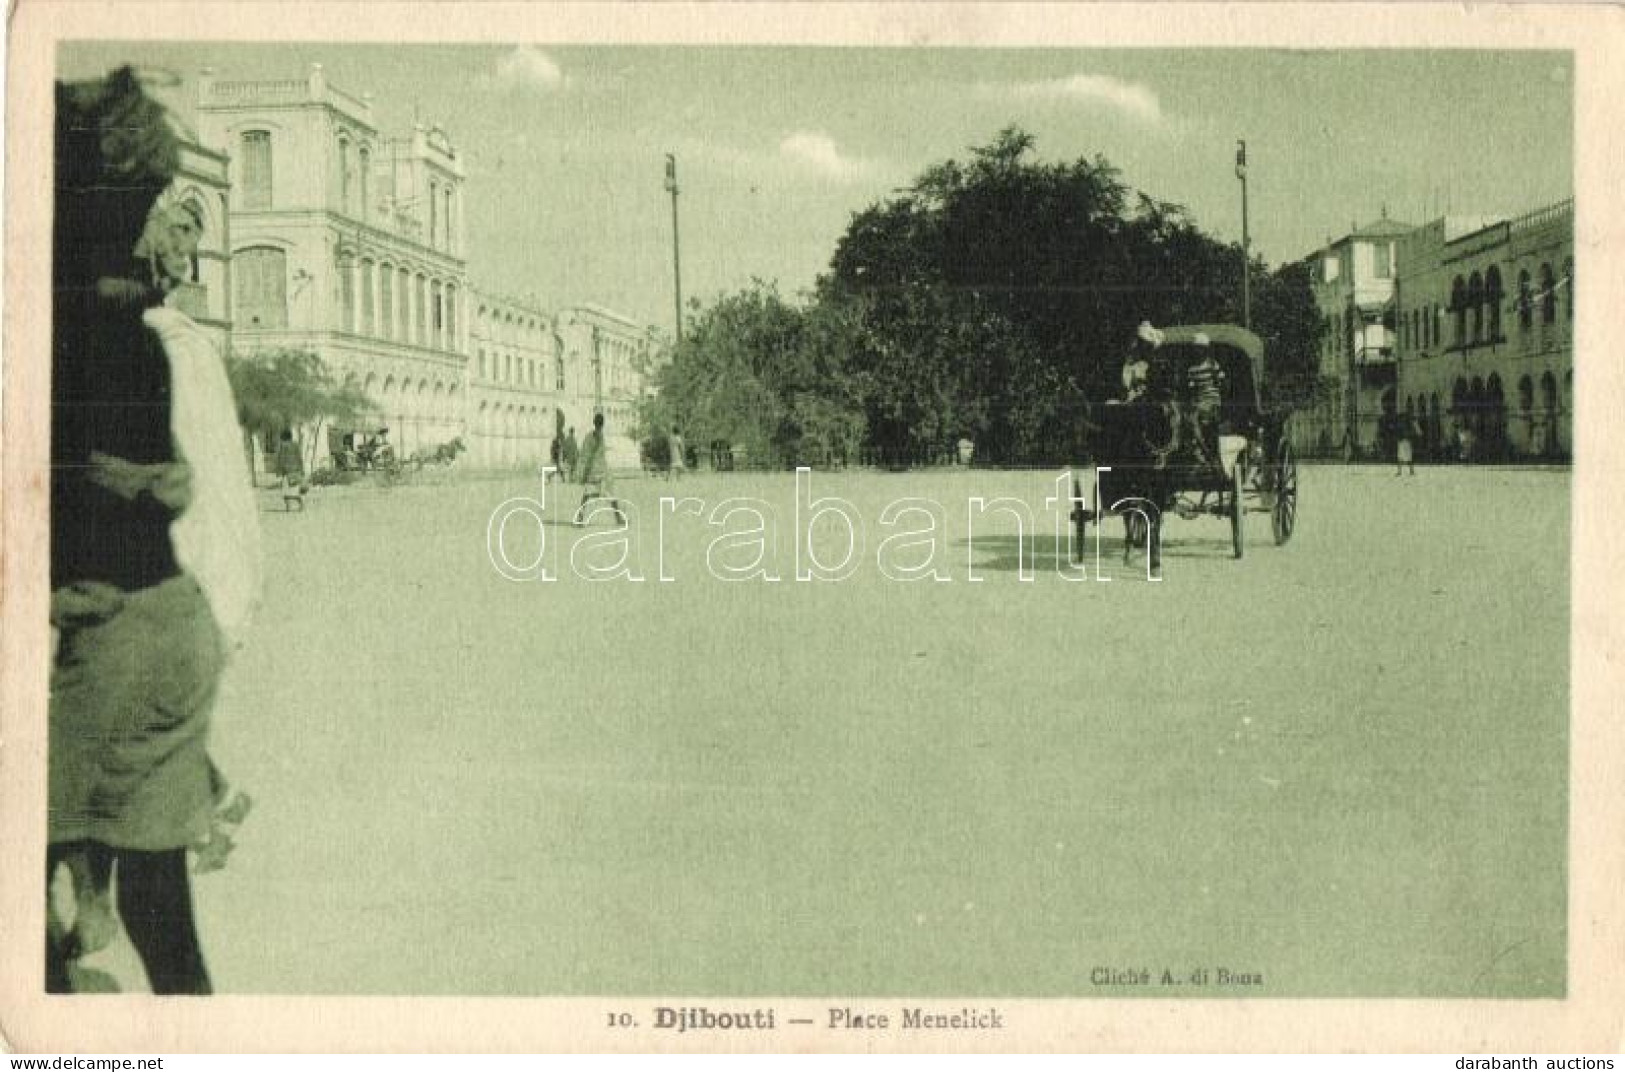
468,289,559,468
1299,215,1414,457
195,63,471,463
1394,199,1573,460
556,304,655,467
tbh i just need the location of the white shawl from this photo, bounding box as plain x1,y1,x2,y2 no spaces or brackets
146,306,264,649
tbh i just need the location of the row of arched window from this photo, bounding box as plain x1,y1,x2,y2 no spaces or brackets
336,252,460,352
1399,259,1572,355
1399,367,1571,458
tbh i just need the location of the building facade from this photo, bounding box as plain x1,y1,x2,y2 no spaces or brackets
468,289,558,468
1394,199,1573,461
191,63,663,472
1297,216,1414,457
197,64,472,461
555,304,657,468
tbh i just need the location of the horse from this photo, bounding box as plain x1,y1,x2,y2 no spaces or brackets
1080,397,1181,577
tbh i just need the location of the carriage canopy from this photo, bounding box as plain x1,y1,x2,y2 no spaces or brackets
1153,323,1265,417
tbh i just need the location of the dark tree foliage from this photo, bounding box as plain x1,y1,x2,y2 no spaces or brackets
660,128,1323,468
826,127,1321,465
640,283,865,469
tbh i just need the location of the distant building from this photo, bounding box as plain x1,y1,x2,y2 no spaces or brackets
1394,199,1573,461
468,289,558,468
556,305,656,467
190,62,662,471
1298,215,1414,457
195,63,471,463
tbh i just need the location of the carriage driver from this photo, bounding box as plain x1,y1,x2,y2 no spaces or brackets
1184,333,1227,465
1120,320,1163,402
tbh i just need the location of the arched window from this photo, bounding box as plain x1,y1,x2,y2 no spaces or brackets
1540,371,1558,417
1539,263,1556,324
445,285,458,351
556,353,566,392
240,131,273,210
429,180,439,248
380,263,394,339
338,135,352,214
1485,266,1503,341
360,259,375,336
444,186,455,251
1434,305,1444,349
358,146,371,221
336,250,355,332
416,273,429,342
1517,269,1533,330
1563,258,1574,323
1466,273,1484,344
233,246,287,328
1450,277,1467,346
431,281,444,348
1518,375,1534,413
479,349,487,380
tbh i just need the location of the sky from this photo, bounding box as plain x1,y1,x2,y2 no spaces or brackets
60,43,1573,334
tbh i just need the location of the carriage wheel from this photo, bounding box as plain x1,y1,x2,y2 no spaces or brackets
1272,438,1298,545
1230,453,1245,559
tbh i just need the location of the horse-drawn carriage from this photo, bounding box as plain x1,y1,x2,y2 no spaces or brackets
1071,323,1298,574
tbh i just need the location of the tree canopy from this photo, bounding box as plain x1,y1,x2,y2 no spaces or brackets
649,128,1323,468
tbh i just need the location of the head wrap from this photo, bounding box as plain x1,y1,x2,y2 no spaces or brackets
54,66,180,297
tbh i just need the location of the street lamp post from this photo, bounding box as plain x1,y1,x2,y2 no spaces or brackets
665,154,683,344
1236,140,1251,330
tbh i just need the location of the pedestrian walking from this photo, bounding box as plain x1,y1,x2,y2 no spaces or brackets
562,426,580,481
547,432,564,485
668,426,687,480
48,67,262,995
572,413,627,526
1396,415,1418,477
275,429,308,509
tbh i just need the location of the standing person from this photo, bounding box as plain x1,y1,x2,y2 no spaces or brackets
1183,333,1226,465
571,413,627,526
1120,320,1162,403
668,426,687,481
1395,413,1418,477
547,430,564,485
562,426,580,482
275,429,307,510
48,67,262,994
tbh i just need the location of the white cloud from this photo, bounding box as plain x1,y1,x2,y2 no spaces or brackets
494,46,565,92
778,131,876,181
1000,73,1164,124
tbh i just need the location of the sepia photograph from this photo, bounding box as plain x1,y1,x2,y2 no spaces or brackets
4,1,1623,1055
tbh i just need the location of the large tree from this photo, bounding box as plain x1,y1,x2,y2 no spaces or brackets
226,346,371,478
824,127,1319,464
642,282,864,469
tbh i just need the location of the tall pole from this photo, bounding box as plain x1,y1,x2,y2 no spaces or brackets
665,153,683,344
1236,140,1251,330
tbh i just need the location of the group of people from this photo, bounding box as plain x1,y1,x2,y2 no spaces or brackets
49,67,262,993
547,412,627,526
1119,320,1228,466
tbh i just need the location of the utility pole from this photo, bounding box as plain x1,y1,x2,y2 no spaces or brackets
665,154,683,344
1236,140,1251,330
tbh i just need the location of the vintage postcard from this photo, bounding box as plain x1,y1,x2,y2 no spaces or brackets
3,1,1623,1054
